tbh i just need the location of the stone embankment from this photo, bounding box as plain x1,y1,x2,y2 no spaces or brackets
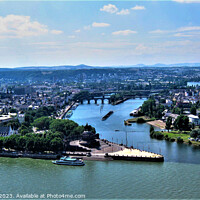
64,139,164,162
0,152,58,159
0,140,164,162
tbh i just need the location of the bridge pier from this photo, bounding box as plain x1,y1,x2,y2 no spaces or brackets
87,99,90,104
80,100,83,104
94,99,98,104
101,99,104,104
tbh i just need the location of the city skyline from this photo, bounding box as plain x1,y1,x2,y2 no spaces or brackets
0,0,200,67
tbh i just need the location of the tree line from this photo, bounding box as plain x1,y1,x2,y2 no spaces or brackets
0,105,96,153
140,98,165,119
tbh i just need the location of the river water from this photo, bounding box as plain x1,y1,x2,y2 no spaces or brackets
0,99,200,199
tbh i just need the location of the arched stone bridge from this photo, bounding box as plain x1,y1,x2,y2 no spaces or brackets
79,97,111,104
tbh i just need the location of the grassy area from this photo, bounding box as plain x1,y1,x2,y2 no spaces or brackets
125,116,155,123
155,131,200,147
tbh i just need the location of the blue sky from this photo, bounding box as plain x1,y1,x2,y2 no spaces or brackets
0,0,200,67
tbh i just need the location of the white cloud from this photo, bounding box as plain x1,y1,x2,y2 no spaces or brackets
68,35,75,39
70,41,137,49
0,14,62,38
100,4,118,14
92,22,110,28
177,26,200,32
75,29,81,33
172,0,200,3
174,33,193,37
112,30,137,36
29,42,59,46
131,5,145,10
135,44,148,51
51,30,63,35
116,9,130,15
84,25,91,30
149,26,200,37
149,29,167,34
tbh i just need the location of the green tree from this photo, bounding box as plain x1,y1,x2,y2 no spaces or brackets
71,126,84,136
24,114,34,125
190,129,200,138
9,108,17,113
165,116,172,132
16,136,26,151
6,119,20,129
32,117,52,130
172,107,181,114
3,135,17,150
190,106,197,115
50,137,63,152
19,124,32,135
49,119,67,134
141,98,164,119
0,138,4,150
174,115,190,131
150,125,154,134
25,137,35,152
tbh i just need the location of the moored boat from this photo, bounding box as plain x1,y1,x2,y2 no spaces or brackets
52,156,85,166
65,110,73,118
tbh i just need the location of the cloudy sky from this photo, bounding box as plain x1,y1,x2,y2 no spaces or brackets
0,0,200,67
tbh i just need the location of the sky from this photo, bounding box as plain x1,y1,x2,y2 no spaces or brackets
0,0,200,67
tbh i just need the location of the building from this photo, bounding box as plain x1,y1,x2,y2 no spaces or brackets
188,114,200,125
81,131,97,141
0,126,15,137
17,114,25,124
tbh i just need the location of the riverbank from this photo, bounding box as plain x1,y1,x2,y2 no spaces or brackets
0,139,164,162
147,120,166,129
125,116,166,129
153,131,200,147
125,116,155,123
66,139,164,162
111,98,129,105
59,102,75,119
0,152,59,159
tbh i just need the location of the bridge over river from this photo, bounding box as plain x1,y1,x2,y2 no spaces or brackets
77,89,163,104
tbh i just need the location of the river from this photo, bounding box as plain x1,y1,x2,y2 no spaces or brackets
0,99,200,199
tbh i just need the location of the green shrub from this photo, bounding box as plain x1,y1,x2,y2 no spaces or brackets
169,138,175,142
177,137,183,143
188,140,192,145
137,118,145,123
151,131,164,140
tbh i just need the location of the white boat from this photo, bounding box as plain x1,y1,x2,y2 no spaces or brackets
52,156,85,166
65,110,73,118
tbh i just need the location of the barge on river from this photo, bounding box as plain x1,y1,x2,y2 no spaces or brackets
102,111,114,121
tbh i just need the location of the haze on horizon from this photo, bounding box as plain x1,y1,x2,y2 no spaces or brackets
0,0,200,68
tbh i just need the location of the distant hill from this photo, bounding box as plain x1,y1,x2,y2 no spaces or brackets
125,63,200,68
14,64,94,71
0,63,200,71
